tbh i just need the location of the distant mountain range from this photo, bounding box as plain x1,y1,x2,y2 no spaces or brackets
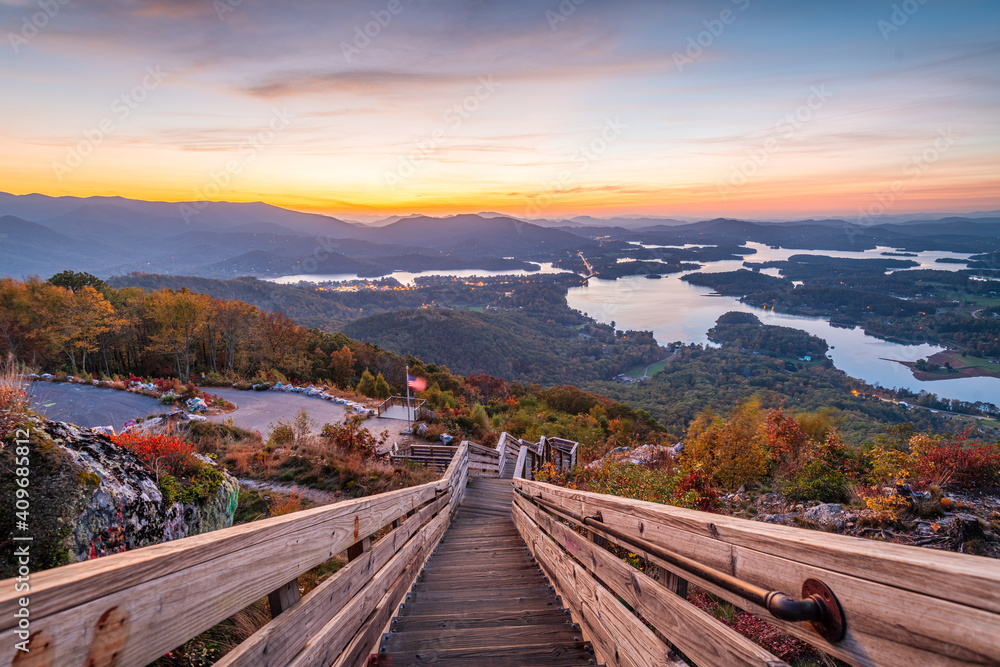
1,192,998,280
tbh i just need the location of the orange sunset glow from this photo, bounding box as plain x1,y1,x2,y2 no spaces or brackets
1,1,998,220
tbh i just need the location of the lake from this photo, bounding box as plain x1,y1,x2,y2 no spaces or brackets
272,243,998,405
566,243,998,404
269,262,564,286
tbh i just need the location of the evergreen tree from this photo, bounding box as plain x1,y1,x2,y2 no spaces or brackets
356,368,377,397
373,372,391,400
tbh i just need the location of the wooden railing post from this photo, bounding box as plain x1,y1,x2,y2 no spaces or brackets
267,578,301,618
513,445,529,479
347,536,372,562
663,570,689,599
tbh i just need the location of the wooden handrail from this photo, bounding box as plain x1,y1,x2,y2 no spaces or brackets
512,477,1000,667
0,442,469,667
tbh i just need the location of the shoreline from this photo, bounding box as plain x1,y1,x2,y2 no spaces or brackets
882,350,1000,382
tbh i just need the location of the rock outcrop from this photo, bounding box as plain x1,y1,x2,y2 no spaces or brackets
1,418,238,577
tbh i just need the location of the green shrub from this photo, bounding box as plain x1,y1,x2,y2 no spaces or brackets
783,459,848,503
268,420,295,446
356,369,377,397
373,373,391,400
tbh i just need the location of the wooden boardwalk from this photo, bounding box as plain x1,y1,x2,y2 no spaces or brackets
376,473,599,666
7,436,999,666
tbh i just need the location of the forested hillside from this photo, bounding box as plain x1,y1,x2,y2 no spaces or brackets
343,308,662,385
588,345,952,444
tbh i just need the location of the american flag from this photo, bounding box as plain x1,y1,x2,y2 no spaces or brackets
407,374,427,392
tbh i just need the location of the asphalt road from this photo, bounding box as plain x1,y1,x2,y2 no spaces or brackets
204,388,356,436
28,382,164,429
27,382,414,439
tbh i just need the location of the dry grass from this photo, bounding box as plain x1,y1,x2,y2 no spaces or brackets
185,421,437,499
267,491,304,516
0,354,30,439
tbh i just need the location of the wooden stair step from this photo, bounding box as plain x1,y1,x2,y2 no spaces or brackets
411,574,547,592
381,624,585,653
390,609,570,632
375,641,597,666
395,598,563,619
405,585,556,604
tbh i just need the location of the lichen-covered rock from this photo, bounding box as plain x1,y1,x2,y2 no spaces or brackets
804,502,846,529
0,418,238,577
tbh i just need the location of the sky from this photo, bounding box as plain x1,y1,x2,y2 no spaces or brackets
1,0,998,220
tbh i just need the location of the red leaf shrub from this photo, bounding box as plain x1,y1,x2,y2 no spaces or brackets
112,432,198,478
910,433,1000,490
675,469,720,511
152,377,182,394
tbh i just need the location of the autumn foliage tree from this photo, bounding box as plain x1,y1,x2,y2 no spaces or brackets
685,400,768,491
0,276,448,398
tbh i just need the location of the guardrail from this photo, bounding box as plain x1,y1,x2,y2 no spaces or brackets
389,444,459,472
512,477,1000,667
392,432,579,480
374,396,427,420
0,443,469,667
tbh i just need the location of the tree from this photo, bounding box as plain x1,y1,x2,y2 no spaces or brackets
71,286,118,374
373,373,391,400
214,299,257,374
256,311,309,377
686,400,768,491
147,289,209,383
33,282,82,372
356,369,377,397
47,270,107,293
0,278,37,359
328,346,355,388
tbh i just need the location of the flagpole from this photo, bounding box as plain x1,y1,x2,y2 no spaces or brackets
405,365,412,430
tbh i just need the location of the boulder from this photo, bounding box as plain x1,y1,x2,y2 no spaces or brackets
805,503,846,529
0,418,238,577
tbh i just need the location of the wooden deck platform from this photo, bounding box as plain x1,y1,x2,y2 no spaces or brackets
376,477,599,666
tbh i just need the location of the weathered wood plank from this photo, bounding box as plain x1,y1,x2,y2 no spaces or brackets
516,479,1000,666
513,445,529,479
267,578,301,619
217,492,450,667
332,511,445,667
515,493,780,667
0,483,440,666
378,642,597,667
517,479,1000,614
513,503,680,667
287,510,449,667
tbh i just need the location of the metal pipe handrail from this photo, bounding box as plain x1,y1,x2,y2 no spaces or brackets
514,487,845,642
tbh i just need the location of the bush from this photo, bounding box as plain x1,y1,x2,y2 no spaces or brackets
909,434,1000,490
373,373,391,400
268,420,295,446
320,416,388,458
675,469,720,511
0,355,29,440
356,369,377,398
153,377,180,394
782,459,848,503
112,432,199,479
685,401,768,491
